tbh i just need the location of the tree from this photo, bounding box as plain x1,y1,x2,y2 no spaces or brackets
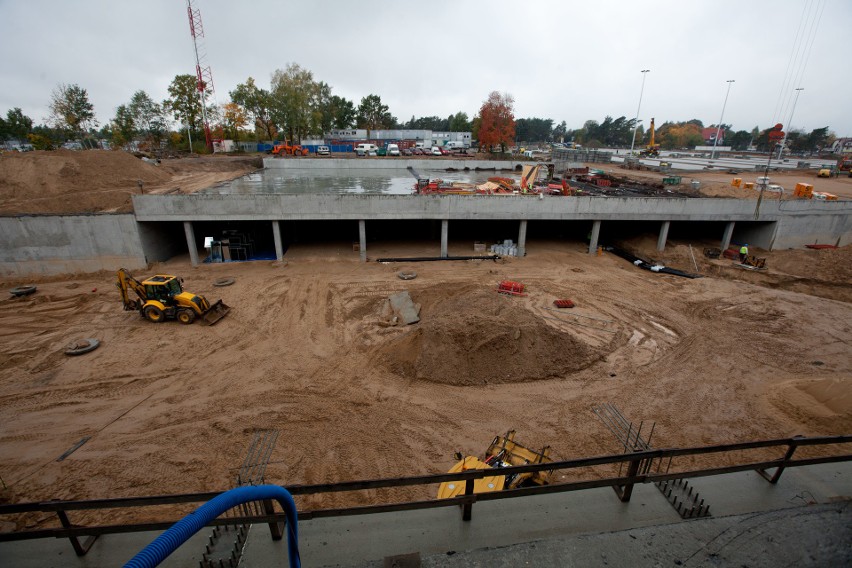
48,83,97,136
128,90,167,148
0,108,33,140
477,91,515,152
221,102,249,140
356,94,396,135
328,95,356,130
448,112,471,132
271,63,320,142
552,121,567,143
164,74,203,135
515,118,554,143
727,130,752,151
111,104,135,148
471,116,482,142
230,77,276,140
655,121,703,149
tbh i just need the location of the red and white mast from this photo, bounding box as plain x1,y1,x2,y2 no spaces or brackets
186,0,215,152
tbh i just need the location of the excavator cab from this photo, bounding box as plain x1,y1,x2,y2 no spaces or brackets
142,275,182,304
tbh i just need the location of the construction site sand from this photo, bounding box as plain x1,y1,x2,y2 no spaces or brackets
0,239,850,531
0,152,849,531
0,150,261,214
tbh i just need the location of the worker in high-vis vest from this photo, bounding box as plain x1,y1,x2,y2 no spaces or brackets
739,244,749,263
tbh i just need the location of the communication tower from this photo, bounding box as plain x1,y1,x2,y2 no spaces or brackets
186,0,215,152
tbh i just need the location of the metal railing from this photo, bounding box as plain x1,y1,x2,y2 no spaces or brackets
0,434,849,557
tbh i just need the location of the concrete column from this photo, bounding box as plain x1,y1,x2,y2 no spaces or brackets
657,220,671,252
358,220,367,262
440,220,449,258
183,221,199,267
272,220,283,261
721,221,735,252
517,220,528,257
588,220,601,255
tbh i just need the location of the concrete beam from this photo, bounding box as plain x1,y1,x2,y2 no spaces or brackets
588,220,601,255
657,221,671,252
359,220,367,262
721,221,735,252
441,220,448,258
183,221,199,267
272,220,283,261
518,220,528,257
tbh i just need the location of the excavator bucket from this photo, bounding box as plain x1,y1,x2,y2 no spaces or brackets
202,300,231,325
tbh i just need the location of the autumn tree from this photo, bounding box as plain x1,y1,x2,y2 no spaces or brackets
477,91,515,152
48,83,97,136
230,77,276,140
221,102,249,140
356,94,396,137
655,121,703,149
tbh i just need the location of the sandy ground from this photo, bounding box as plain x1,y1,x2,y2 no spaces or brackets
0,151,849,532
0,151,261,215
0,238,850,531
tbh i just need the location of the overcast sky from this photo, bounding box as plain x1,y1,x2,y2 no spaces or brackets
1,0,848,136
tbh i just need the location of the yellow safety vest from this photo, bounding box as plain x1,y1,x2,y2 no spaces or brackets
740,246,748,254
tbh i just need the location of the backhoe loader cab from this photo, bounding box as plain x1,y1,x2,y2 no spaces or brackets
116,269,230,325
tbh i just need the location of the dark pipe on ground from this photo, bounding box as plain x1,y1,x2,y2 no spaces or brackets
377,255,499,263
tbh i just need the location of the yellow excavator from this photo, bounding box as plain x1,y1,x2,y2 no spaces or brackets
116,268,230,325
639,117,661,158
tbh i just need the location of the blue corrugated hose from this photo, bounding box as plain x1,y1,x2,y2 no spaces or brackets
124,484,299,568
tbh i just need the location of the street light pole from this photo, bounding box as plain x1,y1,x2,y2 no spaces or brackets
629,69,650,155
710,80,735,160
777,88,804,159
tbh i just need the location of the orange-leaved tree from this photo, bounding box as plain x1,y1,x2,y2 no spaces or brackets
477,91,515,153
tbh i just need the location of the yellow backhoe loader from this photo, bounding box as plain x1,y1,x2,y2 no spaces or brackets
116,268,230,325
437,431,553,499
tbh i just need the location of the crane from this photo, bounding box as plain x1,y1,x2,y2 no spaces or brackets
639,117,661,158
186,0,216,152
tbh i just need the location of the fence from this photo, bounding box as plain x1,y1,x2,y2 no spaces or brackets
0,434,848,557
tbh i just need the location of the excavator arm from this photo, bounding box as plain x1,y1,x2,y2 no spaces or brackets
116,268,147,312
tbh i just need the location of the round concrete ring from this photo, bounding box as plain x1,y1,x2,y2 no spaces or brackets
65,338,100,356
213,278,235,287
398,271,417,280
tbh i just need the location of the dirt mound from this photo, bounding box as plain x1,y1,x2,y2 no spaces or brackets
0,151,259,215
0,149,171,198
377,285,599,385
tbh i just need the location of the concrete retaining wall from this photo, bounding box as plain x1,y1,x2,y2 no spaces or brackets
263,158,522,171
0,214,148,276
133,193,847,222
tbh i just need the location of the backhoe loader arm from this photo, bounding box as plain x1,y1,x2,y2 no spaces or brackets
116,268,148,312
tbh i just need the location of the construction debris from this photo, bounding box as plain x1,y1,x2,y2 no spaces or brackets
386,291,421,325
496,280,526,296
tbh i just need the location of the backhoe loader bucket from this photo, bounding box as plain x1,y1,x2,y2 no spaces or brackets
202,300,231,325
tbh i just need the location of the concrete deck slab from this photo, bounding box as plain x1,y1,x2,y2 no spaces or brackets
1,463,849,567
